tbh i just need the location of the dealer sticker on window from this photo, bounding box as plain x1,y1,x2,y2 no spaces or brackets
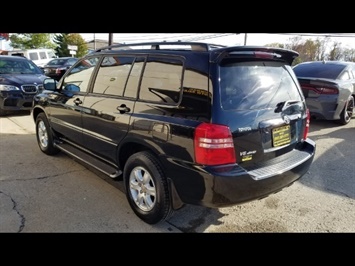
272,125,291,147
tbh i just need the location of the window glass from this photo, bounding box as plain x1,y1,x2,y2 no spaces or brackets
47,50,56,58
139,56,183,104
0,58,41,74
29,52,39,61
92,56,135,96
350,66,355,79
339,71,350,80
39,52,47,59
62,57,99,92
180,68,211,112
124,57,145,98
220,61,302,110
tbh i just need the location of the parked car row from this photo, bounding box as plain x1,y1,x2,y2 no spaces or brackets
0,55,47,115
0,55,78,115
43,57,78,81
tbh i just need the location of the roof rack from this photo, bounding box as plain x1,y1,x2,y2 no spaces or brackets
94,41,227,53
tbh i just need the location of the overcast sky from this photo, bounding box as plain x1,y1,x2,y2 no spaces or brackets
80,33,355,49
1,33,354,51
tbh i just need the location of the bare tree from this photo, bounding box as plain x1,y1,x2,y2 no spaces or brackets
328,42,344,60
343,48,355,62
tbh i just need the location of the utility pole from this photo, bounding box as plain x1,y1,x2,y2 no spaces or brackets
93,33,96,50
108,33,113,47
244,33,247,45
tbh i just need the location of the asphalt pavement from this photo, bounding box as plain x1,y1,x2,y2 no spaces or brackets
0,111,354,233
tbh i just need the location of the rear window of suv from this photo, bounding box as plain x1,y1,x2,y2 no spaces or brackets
219,61,302,110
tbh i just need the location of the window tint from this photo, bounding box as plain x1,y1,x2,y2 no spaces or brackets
139,56,183,104
39,52,47,60
47,50,56,58
293,63,345,79
220,61,302,110
92,56,135,96
180,68,211,112
29,52,39,61
339,71,351,80
68,58,78,65
124,57,144,98
62,57,99,92
0,58,41,74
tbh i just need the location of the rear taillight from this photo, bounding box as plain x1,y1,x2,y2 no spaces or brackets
303,108,310,140
300,84,338,95
194,123,236,166
56,67,66,74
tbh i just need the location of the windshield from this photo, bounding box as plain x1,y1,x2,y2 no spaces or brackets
219,61,302,111
0,58,43,74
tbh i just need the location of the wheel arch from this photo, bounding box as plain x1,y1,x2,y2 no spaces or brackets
118,138,184,210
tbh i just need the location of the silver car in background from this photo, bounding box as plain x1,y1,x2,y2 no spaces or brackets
293,61,355,125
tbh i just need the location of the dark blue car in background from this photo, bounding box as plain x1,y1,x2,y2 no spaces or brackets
0,55,47,116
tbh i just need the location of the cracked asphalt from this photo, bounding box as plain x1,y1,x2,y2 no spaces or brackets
0,111,354,233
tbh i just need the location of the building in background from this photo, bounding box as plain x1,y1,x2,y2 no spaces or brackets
86,39,121,53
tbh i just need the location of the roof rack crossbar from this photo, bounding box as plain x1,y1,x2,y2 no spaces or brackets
94,41,226,53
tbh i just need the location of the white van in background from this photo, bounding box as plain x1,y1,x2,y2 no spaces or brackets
7,48,57,68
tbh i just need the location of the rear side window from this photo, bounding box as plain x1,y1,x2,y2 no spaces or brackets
39,51,47,59
139,56,183,104
29,52,39,61
93,56,135,96
220,61,302,110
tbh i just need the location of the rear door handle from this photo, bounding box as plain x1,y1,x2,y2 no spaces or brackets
116,104,131,114
74,98,82,105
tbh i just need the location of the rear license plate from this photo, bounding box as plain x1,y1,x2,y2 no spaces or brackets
272,125,291,147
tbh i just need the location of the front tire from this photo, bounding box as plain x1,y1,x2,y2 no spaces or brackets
35,112,60,155
123,151,173,224
0,107,7,116
338,95,354,125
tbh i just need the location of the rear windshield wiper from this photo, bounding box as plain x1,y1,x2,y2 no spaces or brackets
275,100,302,113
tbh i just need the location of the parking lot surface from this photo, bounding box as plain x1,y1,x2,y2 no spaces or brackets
0,112,354,232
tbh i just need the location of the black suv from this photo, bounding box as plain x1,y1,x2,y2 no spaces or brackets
0,55,46,115
32,42,316,224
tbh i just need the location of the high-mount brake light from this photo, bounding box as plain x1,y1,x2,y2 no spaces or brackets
253,51,276,59
194,123,236,166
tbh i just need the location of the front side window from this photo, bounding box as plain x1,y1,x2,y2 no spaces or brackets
139,56,183,104
62,56,99,92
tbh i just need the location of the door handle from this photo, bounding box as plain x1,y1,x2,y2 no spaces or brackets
116,104,131,114
74,98,82,105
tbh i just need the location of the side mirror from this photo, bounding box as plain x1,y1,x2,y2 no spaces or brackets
63,84,80,97
43,78,57,91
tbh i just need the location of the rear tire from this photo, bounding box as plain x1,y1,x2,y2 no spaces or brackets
123,151,173,224
35,113,60,155
338,95,354,125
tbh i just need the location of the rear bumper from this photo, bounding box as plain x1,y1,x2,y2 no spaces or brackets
164,138,316,208
306,96,339,120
